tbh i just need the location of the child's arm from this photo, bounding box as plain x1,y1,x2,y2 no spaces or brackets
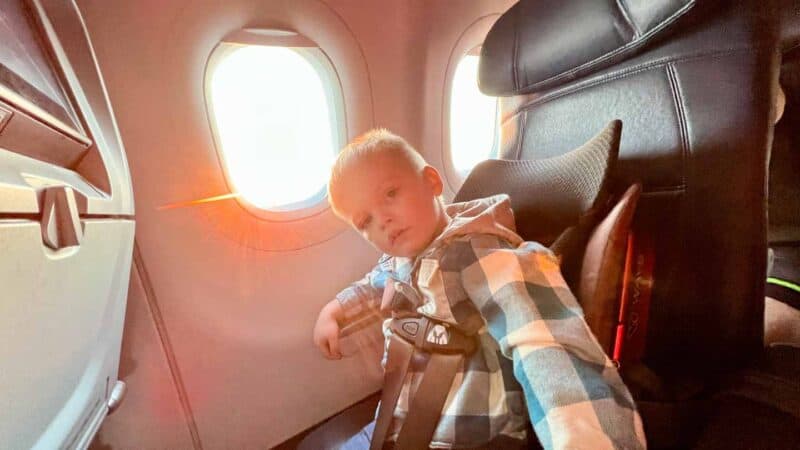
313,257,389,359
435,236,646,450
333,257,389,322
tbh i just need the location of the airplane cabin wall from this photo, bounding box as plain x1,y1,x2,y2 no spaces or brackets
77,0,515,448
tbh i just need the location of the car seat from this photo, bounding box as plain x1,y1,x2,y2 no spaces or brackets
476,0,798,447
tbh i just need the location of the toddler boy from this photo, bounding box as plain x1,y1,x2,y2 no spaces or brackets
313,129,646,450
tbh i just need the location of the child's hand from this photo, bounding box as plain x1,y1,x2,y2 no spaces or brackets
313,300,344,359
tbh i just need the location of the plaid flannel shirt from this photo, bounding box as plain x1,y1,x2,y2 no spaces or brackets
336,195,646,450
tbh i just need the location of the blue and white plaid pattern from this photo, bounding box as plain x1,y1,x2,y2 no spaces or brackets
336,195,646,449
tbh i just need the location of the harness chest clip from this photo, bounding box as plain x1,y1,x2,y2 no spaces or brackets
390,316,477,355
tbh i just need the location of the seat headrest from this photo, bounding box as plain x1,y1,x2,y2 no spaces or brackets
454,120,621,245
479,0,696,96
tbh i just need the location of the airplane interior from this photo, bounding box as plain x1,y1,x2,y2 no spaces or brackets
1,0,799,449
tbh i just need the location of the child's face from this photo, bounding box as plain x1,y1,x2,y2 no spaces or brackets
333,152,447,258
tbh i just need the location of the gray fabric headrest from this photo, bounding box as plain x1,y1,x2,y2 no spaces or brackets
479,0,696,96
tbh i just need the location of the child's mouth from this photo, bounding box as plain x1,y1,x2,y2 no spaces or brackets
390,228,408,245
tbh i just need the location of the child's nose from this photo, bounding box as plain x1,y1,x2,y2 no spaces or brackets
377,211,393,230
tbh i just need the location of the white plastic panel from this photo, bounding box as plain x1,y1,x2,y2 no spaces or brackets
0,148,110,215
29,0,135,216
0,1,86,139
0,219,134,449
0,1,136,449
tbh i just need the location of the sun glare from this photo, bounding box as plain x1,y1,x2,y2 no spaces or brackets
209,46,337,210
450,55,499,174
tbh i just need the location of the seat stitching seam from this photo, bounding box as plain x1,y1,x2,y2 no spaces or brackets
516,111,527,159
507,0,695,94
500,46,752,122
666,63,689,190
616,0,641,38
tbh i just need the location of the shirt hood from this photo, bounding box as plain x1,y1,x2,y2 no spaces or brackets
435,194,524,248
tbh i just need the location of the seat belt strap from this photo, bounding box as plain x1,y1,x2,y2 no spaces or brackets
370,335,414,450
395,352,462,449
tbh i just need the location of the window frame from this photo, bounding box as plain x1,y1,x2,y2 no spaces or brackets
440,14,502,195
449,46,500,176
204,28,347,222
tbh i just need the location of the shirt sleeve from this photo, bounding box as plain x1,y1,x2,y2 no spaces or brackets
438,235,647,450
334,256,388,323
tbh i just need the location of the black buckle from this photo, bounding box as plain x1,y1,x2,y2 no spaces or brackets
390,316,477,355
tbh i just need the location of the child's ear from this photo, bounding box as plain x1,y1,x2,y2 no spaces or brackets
422,165,444,196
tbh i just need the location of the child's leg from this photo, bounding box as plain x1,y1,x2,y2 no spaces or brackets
336,421,375,450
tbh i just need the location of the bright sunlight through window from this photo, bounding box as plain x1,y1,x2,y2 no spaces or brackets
208,45,341,211
450,54,499,175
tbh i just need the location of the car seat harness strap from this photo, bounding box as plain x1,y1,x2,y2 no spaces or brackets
370,316,478,450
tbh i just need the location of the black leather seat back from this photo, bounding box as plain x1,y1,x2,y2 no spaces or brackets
770,48,800,243
479,0,785,371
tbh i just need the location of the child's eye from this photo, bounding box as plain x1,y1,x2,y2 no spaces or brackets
386,188,397,198
359,216,372,230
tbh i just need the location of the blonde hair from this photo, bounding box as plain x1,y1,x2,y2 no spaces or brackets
328,128,426,215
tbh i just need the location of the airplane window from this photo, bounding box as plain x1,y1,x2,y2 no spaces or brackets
449,52,499,175
206,43,343,212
